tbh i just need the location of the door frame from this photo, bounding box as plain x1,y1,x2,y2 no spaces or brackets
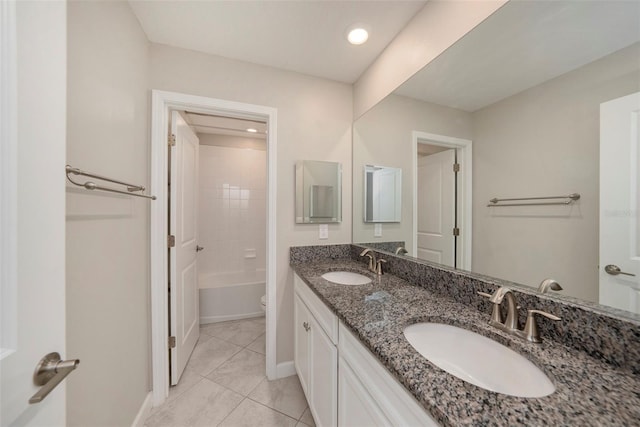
412,131,472,270
150,90,278,406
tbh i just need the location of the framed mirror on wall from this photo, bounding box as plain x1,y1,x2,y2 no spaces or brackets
296,160,342,223
352,0,640,316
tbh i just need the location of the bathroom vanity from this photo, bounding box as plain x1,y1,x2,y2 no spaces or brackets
291,244,640,426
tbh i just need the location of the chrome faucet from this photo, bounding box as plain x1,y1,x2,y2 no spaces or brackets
537,278,563,294
478,286,561,343
360,248,386,275
395,246,408,256
359,248,376,272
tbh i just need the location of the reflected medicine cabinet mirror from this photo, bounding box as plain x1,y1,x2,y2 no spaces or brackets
364,165,402,223
295,160,342,223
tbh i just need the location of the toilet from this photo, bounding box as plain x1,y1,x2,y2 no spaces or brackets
260,295,266,312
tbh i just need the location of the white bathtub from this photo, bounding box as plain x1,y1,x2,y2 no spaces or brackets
199,269,265,324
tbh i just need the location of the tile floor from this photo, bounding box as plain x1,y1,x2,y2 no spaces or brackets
145,317,315,427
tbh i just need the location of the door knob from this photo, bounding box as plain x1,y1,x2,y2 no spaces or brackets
29,352,80,404
604,264,636,277
196,245,205,252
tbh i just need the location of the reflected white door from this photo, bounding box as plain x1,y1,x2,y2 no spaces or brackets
600,92,640,313
1,1,67,424
417,149,455,266
169,111,200,385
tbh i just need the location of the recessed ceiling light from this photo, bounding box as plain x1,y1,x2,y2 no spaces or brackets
246,128,257,133
347,27,369,45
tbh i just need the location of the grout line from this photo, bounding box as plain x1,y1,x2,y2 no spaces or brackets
245,397,300,423
214,396,247,427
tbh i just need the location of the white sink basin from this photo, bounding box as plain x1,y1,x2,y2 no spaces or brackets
403,323,555,398
321,271,372,285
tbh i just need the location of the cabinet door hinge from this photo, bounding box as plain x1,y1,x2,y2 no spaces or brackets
168,235,176,248
168,336,176,349
453,227,460,236
168,134,176,147
453,163,460,173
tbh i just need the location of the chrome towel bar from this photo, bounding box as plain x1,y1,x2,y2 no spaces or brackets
487,193,579,207
66,165,156,200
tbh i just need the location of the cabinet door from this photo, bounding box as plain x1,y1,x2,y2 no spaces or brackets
294,293,310,395
339,357,390,427
308,314,338,427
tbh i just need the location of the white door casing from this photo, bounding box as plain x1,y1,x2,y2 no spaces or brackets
599,92,640,313
412,131,472,270
169,111,200,385
151,91,278,406
1,1,67,424
417,149,455,266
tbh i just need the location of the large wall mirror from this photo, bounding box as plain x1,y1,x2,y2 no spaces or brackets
353,0,640,316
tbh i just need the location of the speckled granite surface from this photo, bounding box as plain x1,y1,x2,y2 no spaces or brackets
290,246,640,426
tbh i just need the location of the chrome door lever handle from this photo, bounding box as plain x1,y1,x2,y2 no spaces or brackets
604,264,636,277
29,352,80,404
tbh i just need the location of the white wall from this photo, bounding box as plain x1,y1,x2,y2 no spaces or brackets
150,43,353,364
198,143,267,281
353,94,472,251
472,43,640,302
66,2,150,426
353,0,507,119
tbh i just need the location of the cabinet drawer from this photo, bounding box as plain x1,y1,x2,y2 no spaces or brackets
294,273,338,344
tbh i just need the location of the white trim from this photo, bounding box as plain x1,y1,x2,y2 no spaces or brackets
150,90,278,406
200,312,264,325
412,131,472,270
276,360,296,378
0,0,18,358
130,392,153,427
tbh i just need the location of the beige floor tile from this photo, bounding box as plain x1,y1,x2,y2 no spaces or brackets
187,335,242,377
144,378,243,427
246,333,265,355
296,422,312,427
248,375,308,420
299,407,316,427
206,348,266,396
200,319,264,347
218,398,297,427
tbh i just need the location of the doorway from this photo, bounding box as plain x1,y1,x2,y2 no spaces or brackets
412,131,472,270
150,91,278,406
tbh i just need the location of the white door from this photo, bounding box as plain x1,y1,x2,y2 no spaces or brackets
1,1,68,424
417,149,455,266
600,92,640,313
169,111,200,385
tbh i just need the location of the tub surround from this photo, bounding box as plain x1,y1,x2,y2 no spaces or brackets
290,244,640,426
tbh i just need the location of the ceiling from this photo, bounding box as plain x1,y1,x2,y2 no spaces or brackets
395,1,640,112
128,0,426,84
184,112,267,139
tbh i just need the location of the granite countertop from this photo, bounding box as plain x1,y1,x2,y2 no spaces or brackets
292,259,640,426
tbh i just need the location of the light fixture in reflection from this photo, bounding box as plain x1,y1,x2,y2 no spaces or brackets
246,128,257,133
347,27,369,45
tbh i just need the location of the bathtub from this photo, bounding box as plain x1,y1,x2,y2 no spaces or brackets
199,269,265,324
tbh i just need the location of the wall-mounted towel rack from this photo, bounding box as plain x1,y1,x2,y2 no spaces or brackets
66,165,156,200
487,193,579,207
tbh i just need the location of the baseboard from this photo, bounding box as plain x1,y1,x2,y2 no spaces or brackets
131,392,153,427
276,360,296,379
200,311,264,325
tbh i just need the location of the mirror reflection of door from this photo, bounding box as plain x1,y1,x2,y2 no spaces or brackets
416,143,457,267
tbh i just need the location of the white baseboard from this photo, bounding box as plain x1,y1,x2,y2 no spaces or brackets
276,360,296,379
131,392,153,427
200,311,264,325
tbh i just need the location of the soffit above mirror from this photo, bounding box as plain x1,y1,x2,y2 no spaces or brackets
395,1,640,112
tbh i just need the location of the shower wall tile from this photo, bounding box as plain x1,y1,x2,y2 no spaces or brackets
199,145,267,280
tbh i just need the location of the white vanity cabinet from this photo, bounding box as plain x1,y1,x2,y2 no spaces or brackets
294,275,338,427
293,273,438,427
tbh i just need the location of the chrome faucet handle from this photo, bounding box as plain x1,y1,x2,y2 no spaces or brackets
477,291,503,324
522,309,561,343
375,259,387,275
538,278,562,293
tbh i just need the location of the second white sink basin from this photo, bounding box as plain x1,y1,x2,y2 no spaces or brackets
321,271,372,285
403,323,555,398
